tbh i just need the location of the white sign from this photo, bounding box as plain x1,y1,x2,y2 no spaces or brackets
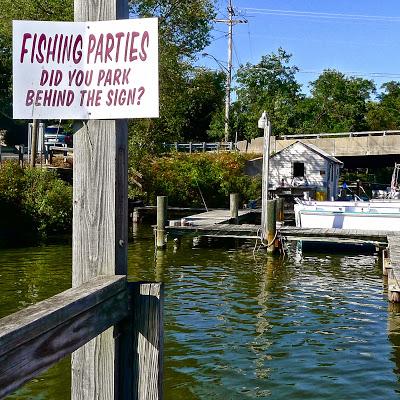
13,18,159,119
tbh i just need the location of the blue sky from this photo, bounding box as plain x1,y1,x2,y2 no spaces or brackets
197,0,400,95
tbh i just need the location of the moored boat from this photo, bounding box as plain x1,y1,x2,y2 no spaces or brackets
294,199,400,231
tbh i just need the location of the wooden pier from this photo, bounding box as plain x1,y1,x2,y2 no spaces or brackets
384,236,400,302
166,208,396,247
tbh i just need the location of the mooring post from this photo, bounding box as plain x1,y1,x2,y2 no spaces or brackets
72,1,129,399
383,249,391,276
276,197,284,223
264,199,277,253
156,196,167,249
230,193,239,224
259,111,276,253
118,282,164,400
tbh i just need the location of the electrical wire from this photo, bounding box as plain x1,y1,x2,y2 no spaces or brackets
242,8,400,23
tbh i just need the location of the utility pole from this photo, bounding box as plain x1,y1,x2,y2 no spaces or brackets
214,0,246,142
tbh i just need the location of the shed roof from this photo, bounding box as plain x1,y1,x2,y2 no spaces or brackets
272,141,343,165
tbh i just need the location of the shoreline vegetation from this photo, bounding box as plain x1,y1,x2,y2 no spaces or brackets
0,153,261,246
0,161,72,247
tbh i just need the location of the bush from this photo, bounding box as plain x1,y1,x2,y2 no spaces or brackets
0,161,72,245
130,152,261,208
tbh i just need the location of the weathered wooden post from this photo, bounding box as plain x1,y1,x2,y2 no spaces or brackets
276,197,284,223
30,119,38,167
264,199,276,253
156,196,167,249
11,7,162,399
18,145,24,168
72,1,129,399
230,193,239,224
259,111,276,253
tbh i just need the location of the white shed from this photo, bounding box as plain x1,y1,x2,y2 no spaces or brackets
246,141,343,199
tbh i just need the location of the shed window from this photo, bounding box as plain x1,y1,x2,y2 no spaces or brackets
293,162,305,178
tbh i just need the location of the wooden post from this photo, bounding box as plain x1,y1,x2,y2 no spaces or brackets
118,282,163,400
30,119,38,167
276,197,284,223
263,199,276,253
72,1,129,399
260,112,273,248
383,249,391,276
156,196,167,249
18,145,24,168
230,193,239,224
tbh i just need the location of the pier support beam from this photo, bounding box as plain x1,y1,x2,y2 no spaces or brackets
156,196,167,249
230,193,239,224
276,198,284,223
263,199,277,254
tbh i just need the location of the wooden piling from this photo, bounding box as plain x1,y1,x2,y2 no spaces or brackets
30,120,38,167
261,115,271,236
263,199,277,253
72,0,129,398
156,196,167,249
276,197,284,223
230,193,239,224
117,282,163,400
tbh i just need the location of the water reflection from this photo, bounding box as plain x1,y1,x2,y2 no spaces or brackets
1,231,400,399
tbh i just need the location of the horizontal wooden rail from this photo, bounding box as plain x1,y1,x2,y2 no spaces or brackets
0,275,128,399
163,141,234,153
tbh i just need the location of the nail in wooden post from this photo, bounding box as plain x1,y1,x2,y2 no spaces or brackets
156,196,167,249
230,193,239,224
276,197,284,222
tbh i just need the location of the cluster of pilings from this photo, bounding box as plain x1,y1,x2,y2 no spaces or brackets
154,194,285,254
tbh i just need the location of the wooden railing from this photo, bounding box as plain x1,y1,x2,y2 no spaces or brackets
0,276,163,400
163,141,234,153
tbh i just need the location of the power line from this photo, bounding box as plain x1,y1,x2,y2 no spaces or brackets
243,8,400,22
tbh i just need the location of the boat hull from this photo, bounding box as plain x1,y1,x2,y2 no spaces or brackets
295,201,400,231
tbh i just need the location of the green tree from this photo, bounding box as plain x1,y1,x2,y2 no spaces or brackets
182,67,225,141
366,81,400,130
306,70,375,133
234,48,303,139
0,0,73,138
128,0,217,165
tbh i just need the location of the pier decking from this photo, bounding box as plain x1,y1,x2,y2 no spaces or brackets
166,208,397,246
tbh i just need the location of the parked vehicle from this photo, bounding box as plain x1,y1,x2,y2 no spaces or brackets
44,125,73,147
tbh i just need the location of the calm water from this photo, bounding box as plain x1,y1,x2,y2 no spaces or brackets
2,227,400,399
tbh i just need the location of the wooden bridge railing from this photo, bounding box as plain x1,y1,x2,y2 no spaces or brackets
0,276,163,400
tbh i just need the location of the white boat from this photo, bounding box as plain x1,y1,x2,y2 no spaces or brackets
295,164,400,232
294,199,400,231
